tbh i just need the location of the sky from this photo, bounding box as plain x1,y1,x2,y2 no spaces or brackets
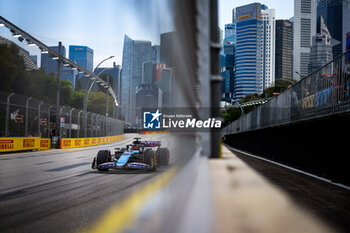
0,0,173,68
0,0,293,69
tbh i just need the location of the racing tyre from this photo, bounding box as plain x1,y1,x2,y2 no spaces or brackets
158,148,170,166
96,150,111,171
144,150,156,172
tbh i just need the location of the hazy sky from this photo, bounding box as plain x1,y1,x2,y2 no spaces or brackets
0,0,293,68
0,0,173,68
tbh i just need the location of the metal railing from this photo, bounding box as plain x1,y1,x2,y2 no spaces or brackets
223,51,350,135
0,90,124,138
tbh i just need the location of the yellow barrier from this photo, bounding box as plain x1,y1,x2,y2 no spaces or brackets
139,131,169,134
60,135,124,149
0,137,51,152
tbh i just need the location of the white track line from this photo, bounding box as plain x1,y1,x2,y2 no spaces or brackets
225,145,350,192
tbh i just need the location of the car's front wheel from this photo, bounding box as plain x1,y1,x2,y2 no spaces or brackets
96,150,111,171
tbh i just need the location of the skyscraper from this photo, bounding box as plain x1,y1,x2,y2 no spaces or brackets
151,45,160,63
317,0,350,58
41,45,66,75
309,16,333,72
275,20,293,81
317,0,342,58
261,5,276,89
293,0,317,80
234,3,263,101
222,23,236,102
69,45,94,90
160,32,175,68
121,35,152,125
69,45,94,72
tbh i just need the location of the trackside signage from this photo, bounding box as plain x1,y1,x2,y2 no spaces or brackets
0,137,51,152
143,108,222,132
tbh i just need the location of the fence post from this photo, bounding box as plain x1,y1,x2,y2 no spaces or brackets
59,105,65,139
91,113,96,137
38,101,43,137
77,110,83,138
47,105,53,138
25,96,32,137
5,93,15,137
84,111,88,138
96,115,100,137
69,108,75,138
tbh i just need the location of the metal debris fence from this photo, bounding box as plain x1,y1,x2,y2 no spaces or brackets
0,90,124,138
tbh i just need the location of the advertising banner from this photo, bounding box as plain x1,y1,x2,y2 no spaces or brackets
0,137,51,152
60,135,124,149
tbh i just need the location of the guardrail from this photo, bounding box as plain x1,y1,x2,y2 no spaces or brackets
223,51,350,135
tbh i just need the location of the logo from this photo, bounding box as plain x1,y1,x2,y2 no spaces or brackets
40,139,49,148
75,140,81,146
143,109,162,129
63,140,71,147
0,140,14,150
23,139,35,148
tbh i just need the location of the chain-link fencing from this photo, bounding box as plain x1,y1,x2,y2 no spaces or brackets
0,90,124,138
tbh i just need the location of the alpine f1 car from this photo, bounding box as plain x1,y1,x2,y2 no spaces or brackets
92,137,170,172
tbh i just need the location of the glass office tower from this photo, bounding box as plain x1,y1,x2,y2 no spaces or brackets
234,3,263,101
121,35,152,126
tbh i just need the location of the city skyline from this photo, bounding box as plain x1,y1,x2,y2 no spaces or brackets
0,0,173,68
219,0,294,28
0,0,294,70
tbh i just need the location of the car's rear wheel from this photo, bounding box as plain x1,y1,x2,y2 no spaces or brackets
144,149,156,172
96,150,111,171
158,148,170,166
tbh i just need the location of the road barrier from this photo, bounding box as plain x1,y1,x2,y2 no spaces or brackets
60,135,124,149
139,131,169,134
0,137,51,152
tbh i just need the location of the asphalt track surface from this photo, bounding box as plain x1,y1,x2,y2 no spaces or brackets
228,147,350,233
0,134,190,233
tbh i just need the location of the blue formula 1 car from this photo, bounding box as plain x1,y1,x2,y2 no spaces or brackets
92,138,170,172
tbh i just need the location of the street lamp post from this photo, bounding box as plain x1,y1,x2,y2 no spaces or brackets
83,56,114,137
295,71,305,80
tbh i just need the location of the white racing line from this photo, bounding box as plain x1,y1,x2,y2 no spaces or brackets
225,144,350,192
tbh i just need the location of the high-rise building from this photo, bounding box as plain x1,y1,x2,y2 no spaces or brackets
261,6,276,89
151,45,160,63
121,35,152,125
317,0,342,58
69,45,94,90
222,23,236,102
275,20,293,81
317,0,350,58
40,45,78,89
309,16,333,72
160,32,175,68
142,61,154,84
69,45,93,72
293,0,317,80
61,68,78,89
234,3,263,101
41,45,66,75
